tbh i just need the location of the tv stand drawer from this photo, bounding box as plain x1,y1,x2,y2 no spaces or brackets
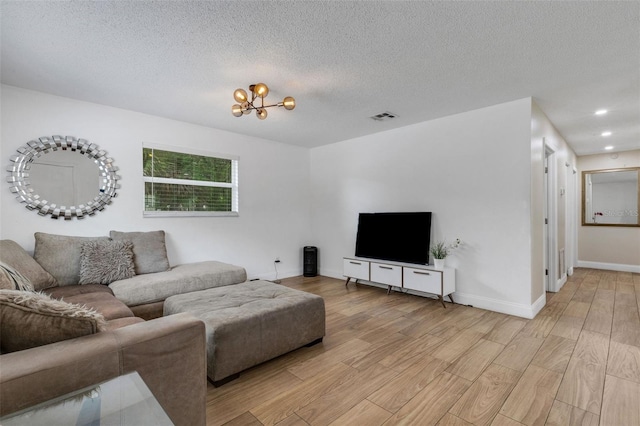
403,267,442,294
343,258,370,280
371,262,402,286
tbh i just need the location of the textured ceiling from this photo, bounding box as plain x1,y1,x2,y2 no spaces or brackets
1,1,639,155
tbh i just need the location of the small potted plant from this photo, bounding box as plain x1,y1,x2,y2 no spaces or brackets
430,238,461,269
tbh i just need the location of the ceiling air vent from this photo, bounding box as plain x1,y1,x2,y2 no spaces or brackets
370,112,397,122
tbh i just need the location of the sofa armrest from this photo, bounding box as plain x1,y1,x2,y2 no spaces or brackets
112,313,207,426
0,331,121,416
0,313,206,426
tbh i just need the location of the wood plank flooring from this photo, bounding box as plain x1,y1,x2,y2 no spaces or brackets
206,268,640,426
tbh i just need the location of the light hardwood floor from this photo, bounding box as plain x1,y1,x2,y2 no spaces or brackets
206,268,640,426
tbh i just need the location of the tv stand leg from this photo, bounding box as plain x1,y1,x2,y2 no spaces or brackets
439,296,446,308
448,294,455,305
345,277,358,287
387,285,392,295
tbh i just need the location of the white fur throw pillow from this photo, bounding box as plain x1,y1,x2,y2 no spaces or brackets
0,289,107,353
79,240,136,285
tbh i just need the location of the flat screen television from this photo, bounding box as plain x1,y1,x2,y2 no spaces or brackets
355,212,432,265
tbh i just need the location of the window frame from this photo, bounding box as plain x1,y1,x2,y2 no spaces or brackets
142,143,239,217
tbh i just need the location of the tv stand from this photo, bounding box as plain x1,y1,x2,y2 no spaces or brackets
343,257,455,308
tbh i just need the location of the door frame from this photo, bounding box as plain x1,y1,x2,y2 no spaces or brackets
544,142,558,292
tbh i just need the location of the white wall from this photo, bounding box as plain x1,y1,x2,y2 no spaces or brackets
577,150,640,271
310,98,541,317
2,85,586,317
1,85,312,279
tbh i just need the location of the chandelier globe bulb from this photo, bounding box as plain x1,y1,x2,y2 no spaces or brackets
282,96,296,110
231,104,243,117
253,83,269,98
233,89,248,103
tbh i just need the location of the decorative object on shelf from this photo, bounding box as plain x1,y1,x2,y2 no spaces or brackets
429,238,461,270
6,135,120,220
231,83,295,120
433,258,446,270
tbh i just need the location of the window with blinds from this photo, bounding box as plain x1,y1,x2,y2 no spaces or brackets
142,144,239,217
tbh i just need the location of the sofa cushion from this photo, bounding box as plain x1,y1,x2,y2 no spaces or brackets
0,289,107,353
0,261,34,292
79,240,136,285
34,233,109,286
43,285,134,321
44,283,115,299
102,316,146,331
0,240,57,290
109,230,170,275
109,261,247,306
63,292,135,321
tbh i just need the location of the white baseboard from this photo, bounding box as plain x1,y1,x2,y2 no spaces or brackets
453,291,545,319
553,275,567,292
577,261,640,273
250,268,303,281
320,268,344,280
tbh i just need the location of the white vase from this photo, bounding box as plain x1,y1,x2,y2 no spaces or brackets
434,258,445,270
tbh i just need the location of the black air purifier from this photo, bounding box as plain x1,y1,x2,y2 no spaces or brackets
303,246,318,277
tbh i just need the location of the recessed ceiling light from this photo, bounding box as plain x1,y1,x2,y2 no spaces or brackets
601,131,612,137
595,109,608,115
604,146,614,150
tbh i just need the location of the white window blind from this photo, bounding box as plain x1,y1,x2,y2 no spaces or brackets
142,144,238,217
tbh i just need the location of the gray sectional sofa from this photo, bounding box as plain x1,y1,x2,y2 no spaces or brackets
27,231,248,319
0,231,247,424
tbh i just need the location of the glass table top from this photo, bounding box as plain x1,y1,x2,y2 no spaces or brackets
0,371,173,426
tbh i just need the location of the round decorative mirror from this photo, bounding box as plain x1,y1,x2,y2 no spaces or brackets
7,135,120,219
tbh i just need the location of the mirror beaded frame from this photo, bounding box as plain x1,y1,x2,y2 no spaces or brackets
6,135,120,220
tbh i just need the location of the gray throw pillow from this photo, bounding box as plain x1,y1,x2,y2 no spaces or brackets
79,240,136,285
0,240,58,290
109,230,170,275
34,233,110,286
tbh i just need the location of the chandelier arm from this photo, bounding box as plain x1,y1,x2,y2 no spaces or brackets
245,103,280,110
243,100,258,111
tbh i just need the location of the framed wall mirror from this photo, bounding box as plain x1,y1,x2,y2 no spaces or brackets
582,167,640,227
7,135,120,220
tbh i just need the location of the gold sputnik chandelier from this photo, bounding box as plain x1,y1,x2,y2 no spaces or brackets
231,83,295,120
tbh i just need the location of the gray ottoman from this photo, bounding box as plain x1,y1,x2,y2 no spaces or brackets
163,280,325,386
